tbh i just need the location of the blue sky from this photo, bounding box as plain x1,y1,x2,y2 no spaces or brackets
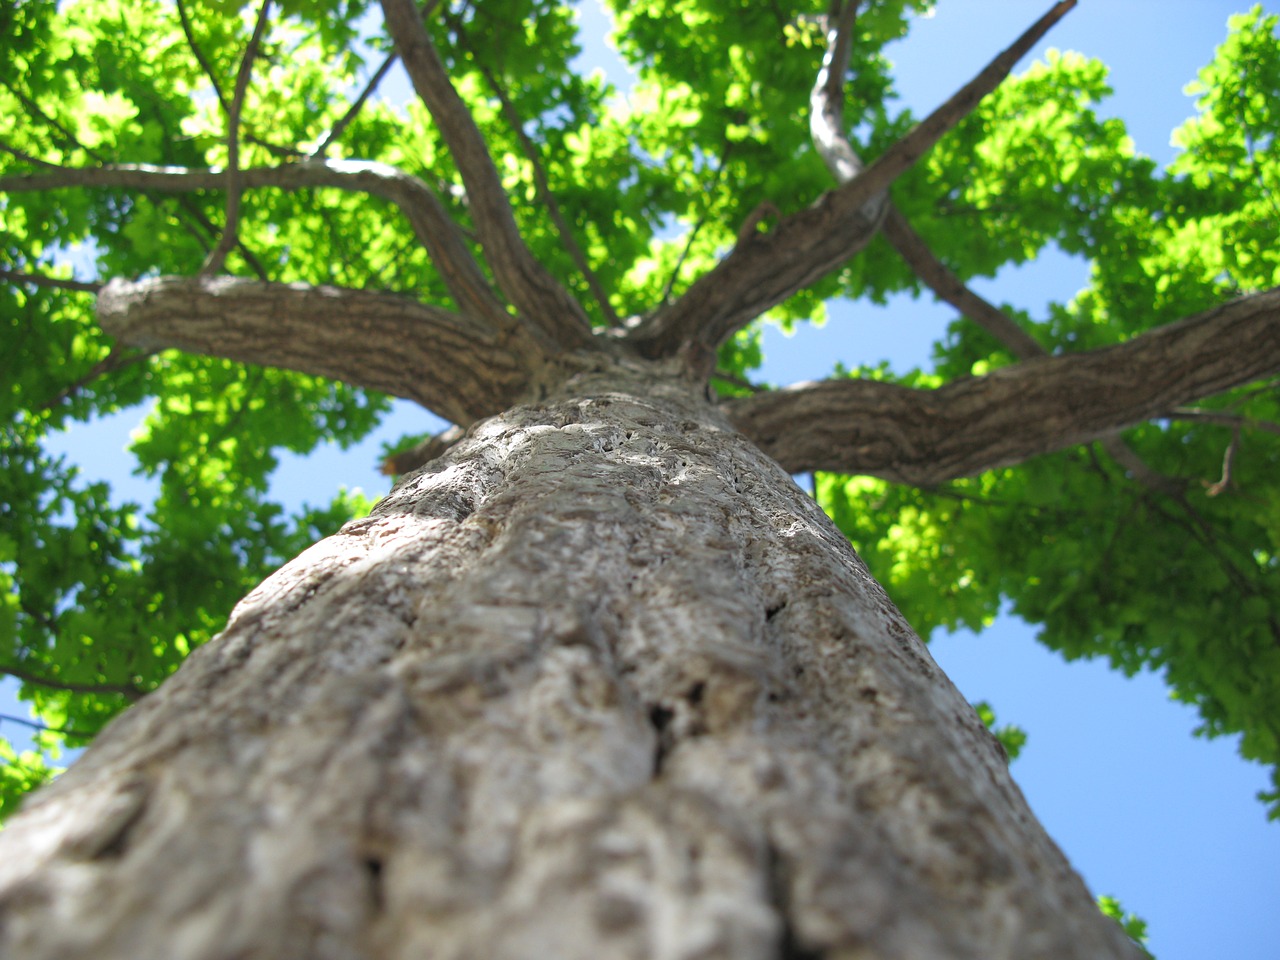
4,2,1277,957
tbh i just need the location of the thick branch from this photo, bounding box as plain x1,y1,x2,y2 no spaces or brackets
379,0,592,346
725,286,1280,484
633,0,1075,360
882,207,1185,494
0,160,519,337
96,276,539,424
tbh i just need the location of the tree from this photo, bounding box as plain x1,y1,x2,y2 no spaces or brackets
0,0,1277,955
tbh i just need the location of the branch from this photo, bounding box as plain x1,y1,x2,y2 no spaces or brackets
0,266,101,294
0,139,60,169
0,76,101,162
0,160,516,336
96,275,536,424
658,142,733,309
881,207,1044,360
0,712,93,740
379,0,592,346
37,346,153,413
724,286,1280,484
175,0,300,160
201,0,273,277
450,11,620,326
1,663,143,702
881,206,1184,494
810,1,868,186
175,0,231,115
1,84,272,279
1167,407,1280,437
632,0,1076,361
311,50,400,157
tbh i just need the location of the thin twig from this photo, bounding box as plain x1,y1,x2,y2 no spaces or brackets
0,267,101,294
312,51,401,157
1097,436,1185,497
0,139,61,169
658,218,706,307
3,75,271,279
175,0,231,114
658,143,733,308
38,347,153,413
177,193,270,280
201,0,273,277
0,77,103,162
175,0,300,160
1168,407,1280,437
0,712,92,740
1,663,144,702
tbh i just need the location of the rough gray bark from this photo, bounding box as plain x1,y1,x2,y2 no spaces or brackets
0,356,1141,960
96,276,547,424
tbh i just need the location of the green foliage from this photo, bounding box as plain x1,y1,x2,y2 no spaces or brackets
0,740,58,825
817,8,1280,817
1,0,1278,834
972,700,1027,763
1098,894,1154,958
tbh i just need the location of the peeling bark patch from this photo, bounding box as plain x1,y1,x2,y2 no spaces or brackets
765,600,788,621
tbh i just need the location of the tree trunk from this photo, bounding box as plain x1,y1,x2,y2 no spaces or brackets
0,359,1142,960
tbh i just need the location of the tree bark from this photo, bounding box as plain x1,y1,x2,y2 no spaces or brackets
726,286,1280,482
0,359,1141,960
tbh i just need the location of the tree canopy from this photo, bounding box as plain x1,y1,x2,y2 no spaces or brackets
2,0,1278,855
